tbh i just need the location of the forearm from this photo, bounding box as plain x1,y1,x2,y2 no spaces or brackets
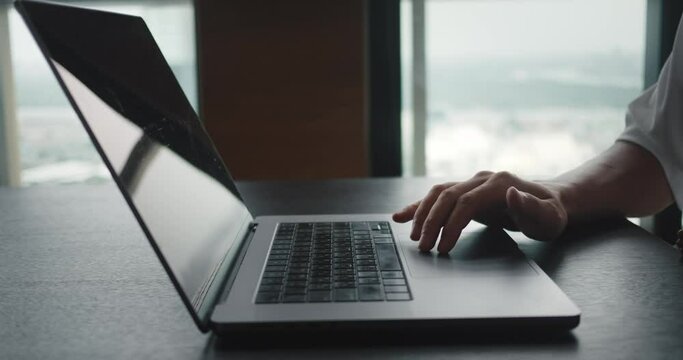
549,141,674,224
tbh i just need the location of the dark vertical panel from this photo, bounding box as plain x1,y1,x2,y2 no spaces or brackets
367,0,402,177
644,0,683,86
195,0,368,180
643,0,683,243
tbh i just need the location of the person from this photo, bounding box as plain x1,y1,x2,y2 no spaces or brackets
393,21,683,255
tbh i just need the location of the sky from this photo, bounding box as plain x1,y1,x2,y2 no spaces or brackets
403,0,647,61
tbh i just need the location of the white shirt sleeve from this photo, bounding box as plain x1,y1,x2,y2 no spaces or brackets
617,21,683,209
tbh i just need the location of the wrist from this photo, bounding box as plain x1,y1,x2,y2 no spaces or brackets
542,180,579,226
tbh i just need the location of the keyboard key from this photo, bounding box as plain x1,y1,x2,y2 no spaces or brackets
310,278,331,284
386,292,411,301
358,285,383,301
258,285,281,292
369,223,382,231
354,244,372,249
382,278,406,286
286,274,308,281
289,262,309,268
261,278,283,285
357,266,377,271
359,277,380,284
283,294,307,303
334,275,356,282
256,292,280,303
263,271,285,278
334,288,358,302
358,271,378,278
309,283,332,290
333,264,354,270
384,285,408,293
381,271,404,279
376,244,401,271
284,287,307,295
334,268,355,275
266,260,288,266
286,281,307,288
334,281,356,289
265,266,286,272
308,290,332,302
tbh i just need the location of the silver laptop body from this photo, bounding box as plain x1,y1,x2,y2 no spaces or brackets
17,0,580,334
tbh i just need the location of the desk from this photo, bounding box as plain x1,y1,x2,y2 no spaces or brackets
1,178,682,359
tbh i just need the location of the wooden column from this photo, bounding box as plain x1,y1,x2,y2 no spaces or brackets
195,0,368,180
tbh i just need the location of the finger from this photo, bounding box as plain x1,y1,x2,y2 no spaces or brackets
392,200,421,223
418,177,490,251
437,183,505,253
506,186,564,241
410,182,456,240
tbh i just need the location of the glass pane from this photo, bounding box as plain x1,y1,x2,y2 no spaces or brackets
9,1,197,185
402,0,646,179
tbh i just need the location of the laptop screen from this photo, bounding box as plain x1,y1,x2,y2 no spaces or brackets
18,1,253,326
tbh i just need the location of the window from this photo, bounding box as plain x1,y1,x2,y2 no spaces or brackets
3,0,196,185
401,0,647,179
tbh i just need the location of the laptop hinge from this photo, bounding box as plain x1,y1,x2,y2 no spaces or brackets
202,221,258,317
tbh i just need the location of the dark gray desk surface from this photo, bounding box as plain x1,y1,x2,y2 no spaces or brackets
1,178,683,359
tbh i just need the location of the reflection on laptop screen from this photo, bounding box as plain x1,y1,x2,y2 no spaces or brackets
20,1,252,315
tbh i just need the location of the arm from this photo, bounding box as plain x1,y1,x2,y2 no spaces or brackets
393,140,674,254
553,140,673,222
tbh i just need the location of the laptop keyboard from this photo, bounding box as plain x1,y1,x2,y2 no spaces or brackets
255,221,412,303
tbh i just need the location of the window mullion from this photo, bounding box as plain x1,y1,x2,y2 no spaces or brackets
0,4,20,187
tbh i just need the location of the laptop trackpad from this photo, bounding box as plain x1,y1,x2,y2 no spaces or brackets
399,227,538,278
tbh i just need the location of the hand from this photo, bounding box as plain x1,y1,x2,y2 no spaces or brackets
392,171,569,254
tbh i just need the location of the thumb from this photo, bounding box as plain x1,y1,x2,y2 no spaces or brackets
506,186,565,241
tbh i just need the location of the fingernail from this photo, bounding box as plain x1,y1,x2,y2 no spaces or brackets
418,242,429,252
410,227,419,240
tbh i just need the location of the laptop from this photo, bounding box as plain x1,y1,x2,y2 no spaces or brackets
16,0,580,334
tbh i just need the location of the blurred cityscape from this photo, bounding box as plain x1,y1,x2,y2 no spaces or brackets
8,3,196,185
401,0,645,180
411,52,644,179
